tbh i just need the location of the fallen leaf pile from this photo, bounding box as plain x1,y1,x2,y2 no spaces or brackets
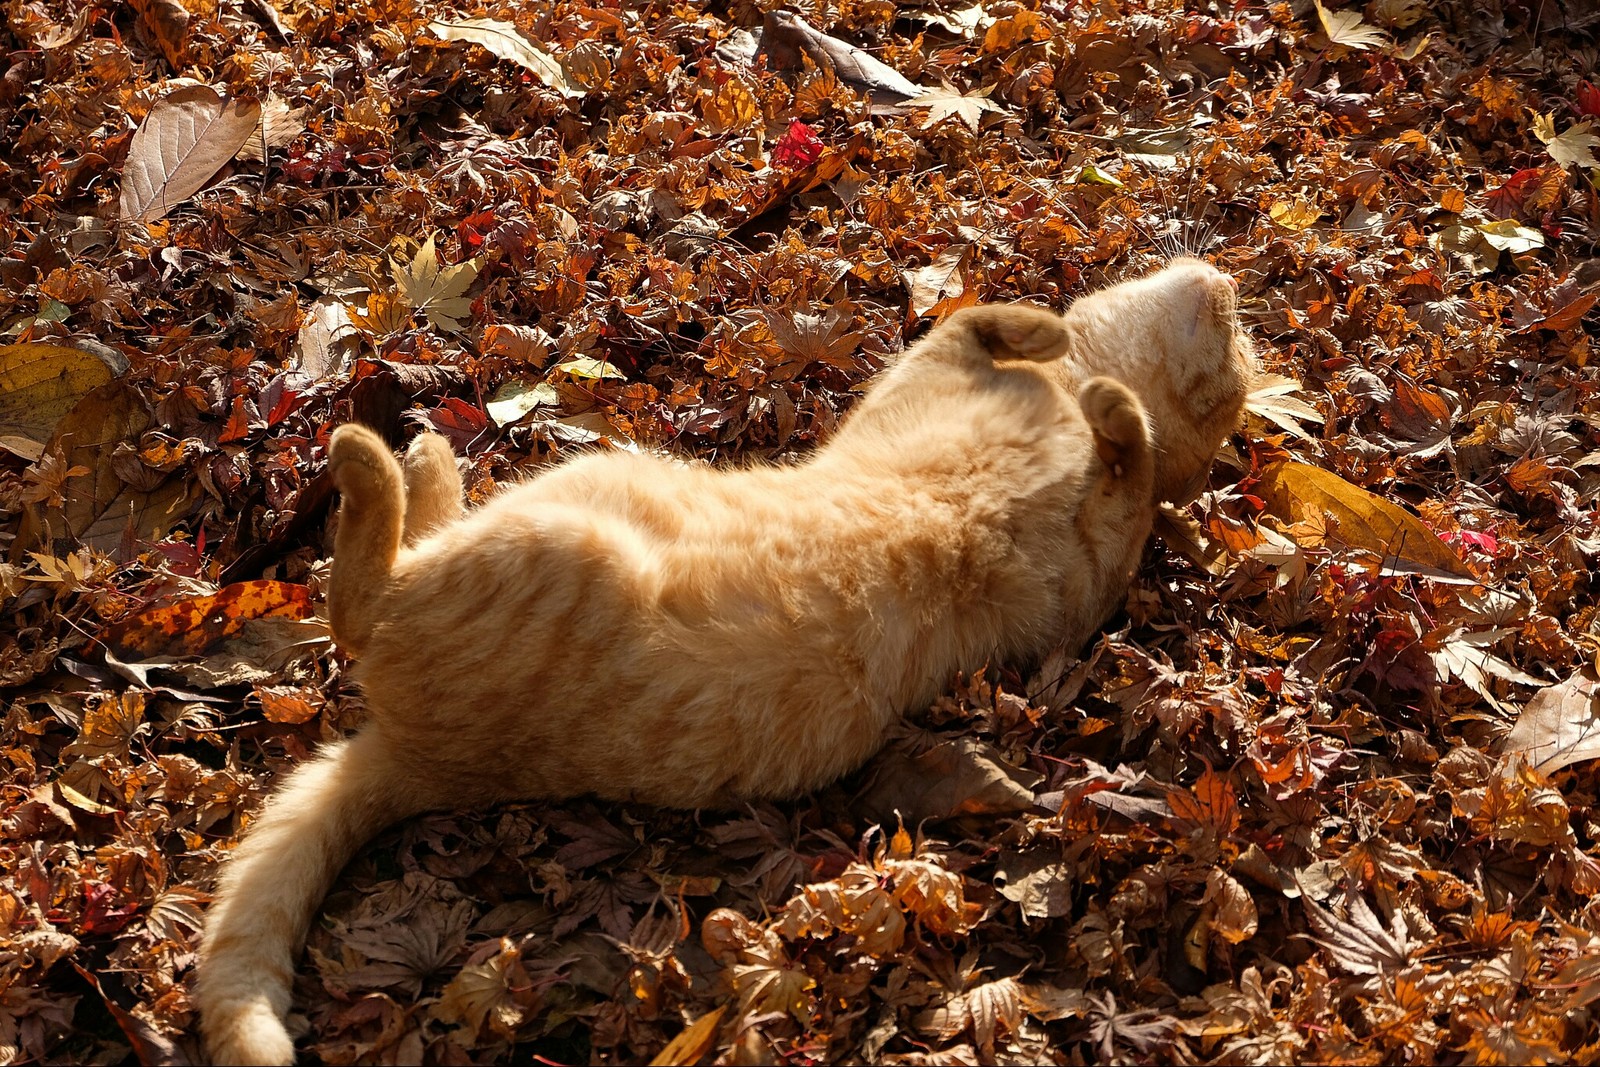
3,0,1600,1063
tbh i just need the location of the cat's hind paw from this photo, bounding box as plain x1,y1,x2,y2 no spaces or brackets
402,432,465,543
1078,376,1150,479
329,424,401,507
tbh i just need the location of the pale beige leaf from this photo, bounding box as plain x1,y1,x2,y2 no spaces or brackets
1303,885,1414,976
1502,670,1600,774
120,85,261,221
235,93,307,163
428,18,583,98
291,296,359,379
486,379,560,427
1202,869,1258,944
1246,373,1324,438
910,86,1002,132
1533,112,1600,171
391,236,482,333
967,976,1025,1054
1313,0,1391,50
903,245,969,318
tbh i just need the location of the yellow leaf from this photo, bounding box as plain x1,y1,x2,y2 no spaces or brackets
0,344,118,444
1312,0,1391,50
649,1006,726,1067
1269,197,1322,231
554,356,626,380
1255,461,1475,580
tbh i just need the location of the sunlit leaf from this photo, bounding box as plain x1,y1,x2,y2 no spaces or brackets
427,18,583,98
120,85,261,222
1256,461,1475,580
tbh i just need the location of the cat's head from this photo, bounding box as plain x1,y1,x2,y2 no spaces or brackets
1062,258,1257,503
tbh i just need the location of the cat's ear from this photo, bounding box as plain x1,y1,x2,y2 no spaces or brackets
1077,376,1150,480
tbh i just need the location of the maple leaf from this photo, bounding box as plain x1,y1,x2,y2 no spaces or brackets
430,937,530,1039
772,119,824,169
1245,373,1325,439
909,85,1003,132
1302,884,1417,976
391,235,482,333
1312,0,1391,50
20,450,90,507
1532,111,1600,170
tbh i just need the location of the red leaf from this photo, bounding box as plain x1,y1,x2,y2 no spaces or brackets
1486,168,1539,219
409,396,490,451
459,208,497,249
773,120,824,170
81,882,139,936
1578,79,1600,119
218,395,255,443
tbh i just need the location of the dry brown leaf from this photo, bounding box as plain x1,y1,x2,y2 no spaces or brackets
1501,670,1600,774
649,1006,726,1067
128,0,189,69
761,11,922,99
234,93,308,163
100,580,314,660
857,733,1042,826
120,85,261,222
427,18,583,99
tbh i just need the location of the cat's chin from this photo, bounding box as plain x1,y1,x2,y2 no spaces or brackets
1059,258,1255,505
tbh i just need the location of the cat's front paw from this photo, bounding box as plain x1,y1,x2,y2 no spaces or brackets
1078,376,1150,479
953,305,1072,362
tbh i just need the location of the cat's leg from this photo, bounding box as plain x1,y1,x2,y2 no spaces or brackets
1078,376,1153,482
328,425,405,654
196,730,435,1066
402,432,465,544
946,304,1074,363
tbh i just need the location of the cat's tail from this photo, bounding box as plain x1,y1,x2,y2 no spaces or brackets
197,734,423,1065
326,424,405,655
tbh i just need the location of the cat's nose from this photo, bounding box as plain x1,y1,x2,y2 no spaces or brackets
1224,275,1238,291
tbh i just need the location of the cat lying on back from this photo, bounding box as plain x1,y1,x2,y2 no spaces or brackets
196,259,1255,1064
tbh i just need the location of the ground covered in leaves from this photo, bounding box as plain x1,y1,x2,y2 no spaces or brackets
4,0,1600,1063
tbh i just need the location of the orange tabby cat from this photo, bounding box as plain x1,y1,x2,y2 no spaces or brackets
196,259,1254,1064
